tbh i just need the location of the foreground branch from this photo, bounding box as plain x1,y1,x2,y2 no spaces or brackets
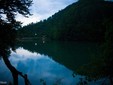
2,52,31,85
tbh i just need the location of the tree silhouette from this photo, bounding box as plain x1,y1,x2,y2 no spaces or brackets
0,0,32,85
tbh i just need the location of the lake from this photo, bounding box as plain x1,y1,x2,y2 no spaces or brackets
0,41,102,85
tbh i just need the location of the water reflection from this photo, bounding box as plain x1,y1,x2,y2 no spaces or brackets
17,41,99,72
0,47,83,85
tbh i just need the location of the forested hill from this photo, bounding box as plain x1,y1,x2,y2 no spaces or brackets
18,0,113,42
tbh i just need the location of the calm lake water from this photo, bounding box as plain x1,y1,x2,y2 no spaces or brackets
0,41,102,85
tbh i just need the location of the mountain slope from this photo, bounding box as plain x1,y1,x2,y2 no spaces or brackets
18,0,113,42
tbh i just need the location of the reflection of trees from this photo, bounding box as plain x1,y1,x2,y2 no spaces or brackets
0,0,32,85
76,21,113,85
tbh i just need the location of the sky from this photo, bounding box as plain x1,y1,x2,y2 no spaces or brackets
16,0,77,26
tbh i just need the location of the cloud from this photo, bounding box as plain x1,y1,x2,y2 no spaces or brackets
16,0,76,26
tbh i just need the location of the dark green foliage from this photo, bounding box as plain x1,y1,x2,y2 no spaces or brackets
18,0,113,42
0,0,32,24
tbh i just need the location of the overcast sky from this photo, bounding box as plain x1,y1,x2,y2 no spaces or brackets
16,0,78,26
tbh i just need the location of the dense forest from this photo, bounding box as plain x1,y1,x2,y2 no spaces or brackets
18,0,113,42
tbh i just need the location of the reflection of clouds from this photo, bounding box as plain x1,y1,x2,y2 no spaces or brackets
11,47,43,60
0,47,106,85
9,47,46,68
8,47,81,85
